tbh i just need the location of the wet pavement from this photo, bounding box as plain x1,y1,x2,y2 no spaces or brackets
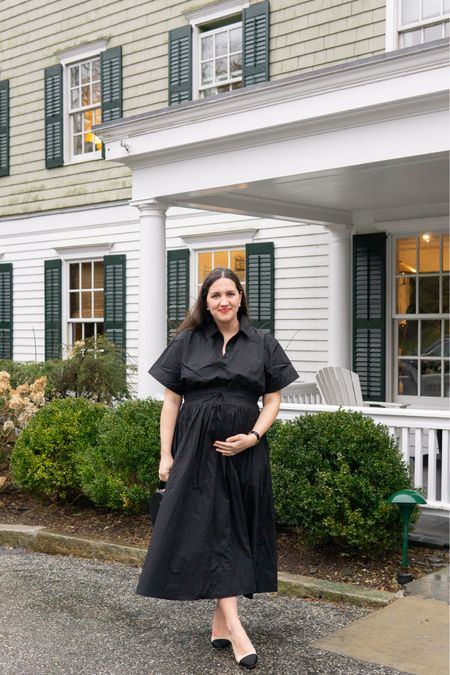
0,547,405,675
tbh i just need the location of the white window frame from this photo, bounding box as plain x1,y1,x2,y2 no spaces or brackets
60,41,107,165
186,0,249,99
180,225,257,305
389,223,449,409
386,0,449,50
54,242,112,356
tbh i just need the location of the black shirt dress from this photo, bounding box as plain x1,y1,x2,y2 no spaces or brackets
135,316,298,601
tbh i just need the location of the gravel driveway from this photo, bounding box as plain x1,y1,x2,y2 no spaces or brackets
0,547,406,675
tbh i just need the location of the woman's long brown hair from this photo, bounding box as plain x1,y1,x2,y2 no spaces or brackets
177,267,249,333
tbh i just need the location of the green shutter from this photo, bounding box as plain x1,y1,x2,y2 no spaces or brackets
243,0,270,87
168,26,192,105
0,263,13,359
44,259,62,360
104,254,126,353
352,233,386,401
167,249,190,340
44,65,64,169
0,81,10,177
246,242,274,333
101,47,122,123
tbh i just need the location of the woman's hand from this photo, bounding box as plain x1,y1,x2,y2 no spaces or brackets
214,433,258,456
159,456,174,481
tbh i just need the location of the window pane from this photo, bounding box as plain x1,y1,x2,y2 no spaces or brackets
421,360,441,396
73,112,82,134
70,292,80,318
94,108,102,125
418,277,439,313
69,263,79,290
85,322,95,339
81,291,92,317
70,66,79,88
402,0,420,23
97,323,104,335
397,277,416,313
93,291,104,318
230,26,241,52
443,235,449,272
444,361,449,397
72,323,82,342
230,250,246,282
419,233,439,272
422,0,441,18
400,28,423,46
424,23,443,40
201,61,213,85
421,319,441,356
81,85,90,106
73,134,82,155
397,238,416,273
84,110,93,130
92,58,100,81
81,61,91,84
443,275,449,313
94,261,103,288
398,320,418,355
201,35,213,60
398,359,418,395
84,136,94,153
445,320,450,356
215,31,228,57
198,252,212,283
81,262,92,289
71,88,80,109
215,57,228,81
230,54,242,77
92,81,101,104
214,250,229,268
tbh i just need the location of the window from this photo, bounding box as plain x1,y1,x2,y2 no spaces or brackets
395,233,449,399
68,57,102,160
68,260,104,343
197,248,246,291
398,0,449,47
169,1,269,105
198,18,243,97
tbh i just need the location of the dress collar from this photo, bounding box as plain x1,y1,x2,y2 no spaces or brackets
204,315,253,339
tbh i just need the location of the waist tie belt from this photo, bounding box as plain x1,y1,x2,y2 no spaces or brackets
183,389,259,404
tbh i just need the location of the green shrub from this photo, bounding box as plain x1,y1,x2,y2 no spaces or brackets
0,360,55,390
77,398,162,513
0,336,132,403
269,410,412,552
10,398,106,502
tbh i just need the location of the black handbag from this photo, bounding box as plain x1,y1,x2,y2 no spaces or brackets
149,481,166,526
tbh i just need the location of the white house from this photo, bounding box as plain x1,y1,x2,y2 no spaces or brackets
0,1,449,510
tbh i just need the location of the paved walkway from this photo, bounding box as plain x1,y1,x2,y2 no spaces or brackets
0,547,404,675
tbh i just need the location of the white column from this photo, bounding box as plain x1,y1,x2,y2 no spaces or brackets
131,200,167,398
327,225,352,369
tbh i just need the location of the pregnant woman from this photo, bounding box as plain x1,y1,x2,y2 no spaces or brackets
136,267,298,669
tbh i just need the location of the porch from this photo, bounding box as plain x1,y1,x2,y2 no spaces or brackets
279,392,450,517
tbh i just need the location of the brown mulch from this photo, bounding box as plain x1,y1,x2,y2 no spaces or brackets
0,472,447,594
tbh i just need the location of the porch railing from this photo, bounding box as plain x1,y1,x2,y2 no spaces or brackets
278,401,450,514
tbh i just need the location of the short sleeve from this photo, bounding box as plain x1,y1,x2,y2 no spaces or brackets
148,333,185,395
264,333,299,393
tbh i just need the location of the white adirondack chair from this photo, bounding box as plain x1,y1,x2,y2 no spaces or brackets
315,367,407,408
282,381,322,404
